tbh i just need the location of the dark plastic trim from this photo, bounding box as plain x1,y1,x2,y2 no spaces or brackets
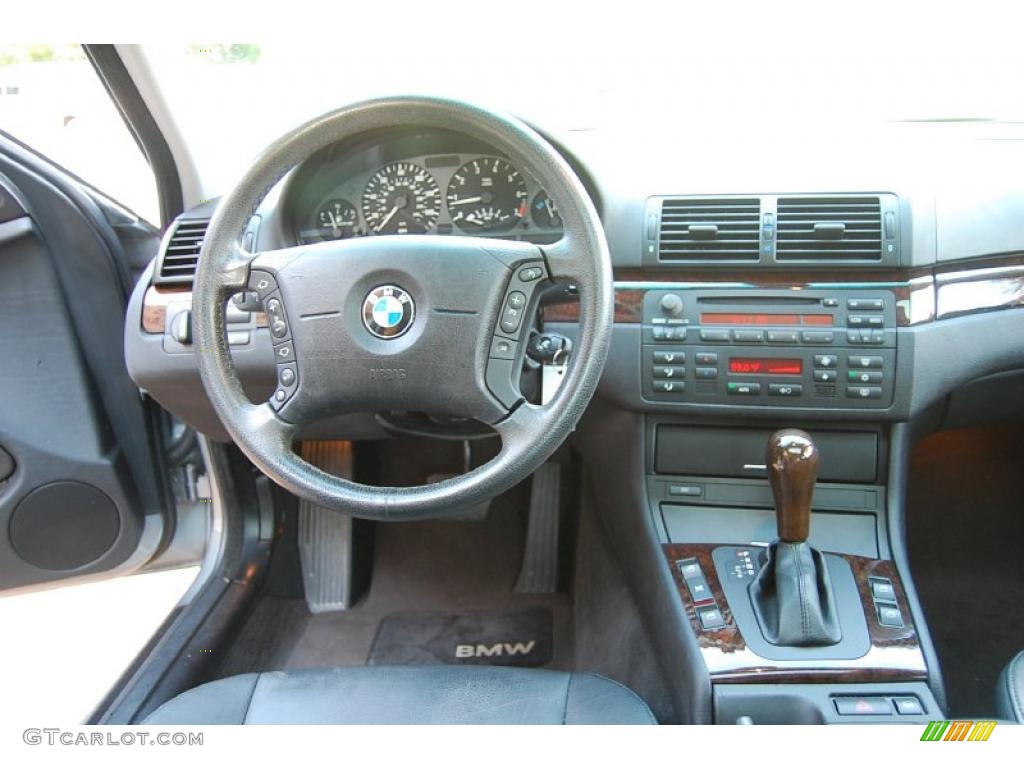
886,422,948,713
83,45,184,227
90,440,271,724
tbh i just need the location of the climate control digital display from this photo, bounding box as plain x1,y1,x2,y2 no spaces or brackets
728,358,804,375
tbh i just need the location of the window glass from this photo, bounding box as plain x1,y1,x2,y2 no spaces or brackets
141,42,1024,201
0,44,160,224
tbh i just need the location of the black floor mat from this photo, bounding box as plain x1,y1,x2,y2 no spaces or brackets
369,606,553,667
213,499,575,678
907,425,1024,717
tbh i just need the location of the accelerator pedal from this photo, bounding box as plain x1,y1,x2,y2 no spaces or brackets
514,462,562,594
298,441,356,613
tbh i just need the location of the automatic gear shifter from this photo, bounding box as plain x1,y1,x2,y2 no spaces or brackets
748,429,842,646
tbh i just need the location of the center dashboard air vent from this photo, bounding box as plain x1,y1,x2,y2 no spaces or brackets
775,196,883,262
655,197,761,263
155,218,209,284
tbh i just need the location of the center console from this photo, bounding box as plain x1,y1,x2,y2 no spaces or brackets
650,424,940,723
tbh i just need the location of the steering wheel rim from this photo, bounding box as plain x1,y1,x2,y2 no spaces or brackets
193,96,613,520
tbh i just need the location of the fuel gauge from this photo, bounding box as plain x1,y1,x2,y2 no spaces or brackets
313,199,360,241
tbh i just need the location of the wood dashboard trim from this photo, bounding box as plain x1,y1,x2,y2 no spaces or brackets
141,285,190,333
142,255,1024,333
541,255,1024,327
142,286,268,333
663,543,928,684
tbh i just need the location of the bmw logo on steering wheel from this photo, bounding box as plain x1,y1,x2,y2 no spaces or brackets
362,285,415,339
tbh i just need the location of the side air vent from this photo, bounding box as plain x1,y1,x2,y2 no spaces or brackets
156,218,209,284
776,196,882,262
657,197,761,262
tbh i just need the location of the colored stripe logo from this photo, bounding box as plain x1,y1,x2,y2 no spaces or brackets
921,720,996,741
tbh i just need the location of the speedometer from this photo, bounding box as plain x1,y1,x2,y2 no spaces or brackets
362,162,441,235
446,158,528,232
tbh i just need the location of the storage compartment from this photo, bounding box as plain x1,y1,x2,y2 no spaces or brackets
662,505,879,558
654,426,878,483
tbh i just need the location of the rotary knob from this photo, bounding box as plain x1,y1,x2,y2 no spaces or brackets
659,293,684,317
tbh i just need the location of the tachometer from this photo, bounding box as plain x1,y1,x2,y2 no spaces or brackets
313,198,359,240
446,158,528,232
362,162,441,235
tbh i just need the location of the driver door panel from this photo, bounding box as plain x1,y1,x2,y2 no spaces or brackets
0,145,168,593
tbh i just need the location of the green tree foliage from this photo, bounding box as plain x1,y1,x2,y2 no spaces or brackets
186,44,261,64
0,44,85,67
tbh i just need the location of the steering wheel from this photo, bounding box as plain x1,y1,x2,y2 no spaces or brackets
193,97,613,520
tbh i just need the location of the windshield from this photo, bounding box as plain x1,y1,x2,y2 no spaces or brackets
141,43,1024,198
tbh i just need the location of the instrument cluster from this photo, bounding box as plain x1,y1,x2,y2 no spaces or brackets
288,131,563,246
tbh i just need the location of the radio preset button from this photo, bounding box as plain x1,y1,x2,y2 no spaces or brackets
695,352,719,365
653,350,685,364
767,330,800,343
801,331,834,344
769,383,803,397
700,330,730,343
732,330,765,343
727,382,761,396
847,298,885,311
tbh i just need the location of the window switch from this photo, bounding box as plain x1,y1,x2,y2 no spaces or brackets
893,696,924,715
877,604,904,628
676,558,702,582
697,605,726,630
870,578,897,603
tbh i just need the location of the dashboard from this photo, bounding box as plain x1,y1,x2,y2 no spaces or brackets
283,129,564,246
131,116,1024,442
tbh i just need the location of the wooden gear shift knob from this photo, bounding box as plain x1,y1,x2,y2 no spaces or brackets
766,428,818,542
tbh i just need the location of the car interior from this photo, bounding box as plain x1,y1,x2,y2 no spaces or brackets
1,42,1023,726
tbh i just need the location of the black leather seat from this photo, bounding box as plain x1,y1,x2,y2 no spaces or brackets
144,666,656,725
996,651,1024,722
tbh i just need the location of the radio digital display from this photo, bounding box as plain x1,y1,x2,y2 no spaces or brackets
701,313,834,326
728,358,804,376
